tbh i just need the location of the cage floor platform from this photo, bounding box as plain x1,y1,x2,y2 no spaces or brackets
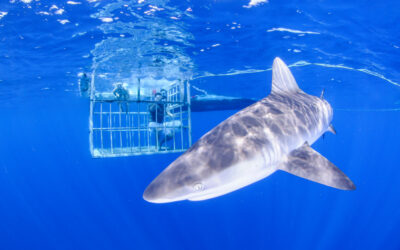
92,146,188,158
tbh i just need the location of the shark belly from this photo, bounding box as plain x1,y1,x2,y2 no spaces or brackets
188,153,277,201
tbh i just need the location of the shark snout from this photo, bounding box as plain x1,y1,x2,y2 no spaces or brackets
143,176,181,203
143,178,165,203
143,164,197,203
143,181,192,203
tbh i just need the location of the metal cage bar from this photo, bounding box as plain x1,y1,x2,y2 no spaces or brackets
89,79,192,158
186,80,192,147
109,103,113,154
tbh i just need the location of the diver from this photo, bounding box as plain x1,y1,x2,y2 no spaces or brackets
148,90,177,150
79,73,90,96
148,91,172,122
113,83,130,112
113,83,130,100
149,92,165,123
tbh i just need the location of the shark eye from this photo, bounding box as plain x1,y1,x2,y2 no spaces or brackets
193,183,204,191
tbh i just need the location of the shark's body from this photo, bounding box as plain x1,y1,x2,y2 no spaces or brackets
144,57,355,203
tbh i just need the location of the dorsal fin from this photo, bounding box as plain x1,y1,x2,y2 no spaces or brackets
271,57,301,94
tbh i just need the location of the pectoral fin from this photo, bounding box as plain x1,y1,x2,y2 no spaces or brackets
279,144,355,190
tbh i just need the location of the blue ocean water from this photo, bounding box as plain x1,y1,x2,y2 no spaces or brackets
1,0,400,249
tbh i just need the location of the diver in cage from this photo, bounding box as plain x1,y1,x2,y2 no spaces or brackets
113,83,130,112
148,90,181,150
79,73,90,96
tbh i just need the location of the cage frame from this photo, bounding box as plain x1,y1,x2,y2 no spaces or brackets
88,70,192,158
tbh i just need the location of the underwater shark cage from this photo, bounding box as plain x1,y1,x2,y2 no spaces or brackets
88,74,192,158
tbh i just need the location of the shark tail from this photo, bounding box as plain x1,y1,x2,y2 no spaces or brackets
279,143,356,190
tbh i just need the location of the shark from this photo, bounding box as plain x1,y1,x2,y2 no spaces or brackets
143,57,355,203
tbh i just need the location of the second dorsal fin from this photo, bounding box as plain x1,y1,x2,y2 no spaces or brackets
271,57,301,94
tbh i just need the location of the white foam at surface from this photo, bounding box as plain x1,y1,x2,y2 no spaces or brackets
193,61,400,87
98,73,108,78
192,85,208,95
58,19,70,25
243,0,268,8
55,9,65,15
267,27,320,35
67,1,82,5
337,108,400,112
0,11,7,20
38,11,50,15
356,68,400,87
72,31,87,38
149,5,164,11
99,17,113,22
90,0,195,91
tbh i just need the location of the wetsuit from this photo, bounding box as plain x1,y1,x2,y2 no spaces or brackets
149,102,165,123
80,75,90,93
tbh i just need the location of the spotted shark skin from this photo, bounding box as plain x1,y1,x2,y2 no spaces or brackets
143,57,355,203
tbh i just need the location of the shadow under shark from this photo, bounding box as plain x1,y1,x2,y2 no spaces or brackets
143,57,355,203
